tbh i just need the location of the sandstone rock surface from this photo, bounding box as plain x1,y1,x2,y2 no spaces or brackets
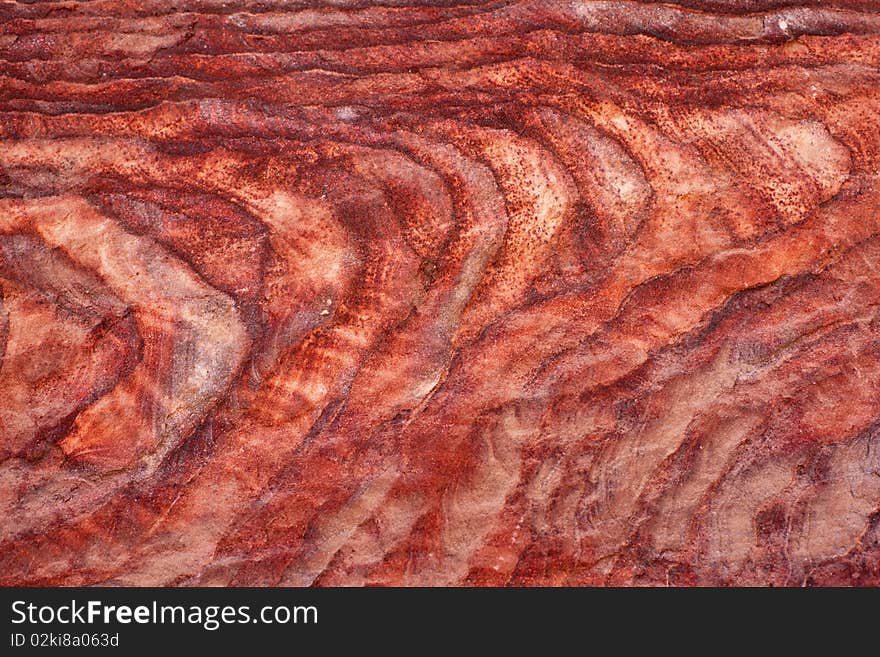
1,0,880,586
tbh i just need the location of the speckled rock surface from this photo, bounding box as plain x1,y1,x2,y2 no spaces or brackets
1,0,879,586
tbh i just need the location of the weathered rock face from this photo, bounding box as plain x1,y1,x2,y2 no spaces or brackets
1,0,879,587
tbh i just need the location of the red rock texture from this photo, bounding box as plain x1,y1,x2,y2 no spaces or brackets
1,0,880,587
